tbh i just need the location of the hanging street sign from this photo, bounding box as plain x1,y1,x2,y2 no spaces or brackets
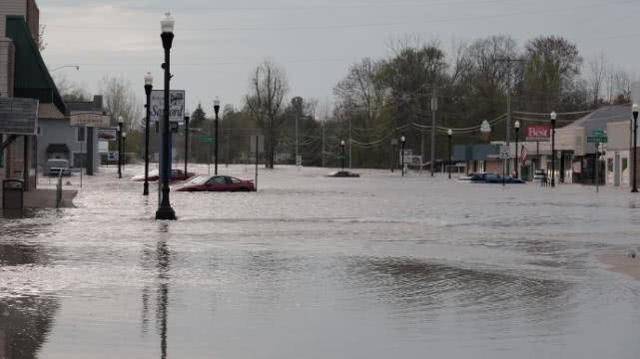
0,97,39,135
587,129,607,143
150,90,186,124
197,135,215,144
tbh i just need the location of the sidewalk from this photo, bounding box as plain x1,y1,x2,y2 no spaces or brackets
1,188,77,209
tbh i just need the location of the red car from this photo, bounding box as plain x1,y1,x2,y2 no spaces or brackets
132,169,195,182
175,175,256,192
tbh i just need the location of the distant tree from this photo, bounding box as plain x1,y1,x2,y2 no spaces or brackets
99,75,142,130
190,104,207,129
54,76,90,102
245,60,289,168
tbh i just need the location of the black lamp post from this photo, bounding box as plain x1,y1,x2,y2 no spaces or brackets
117,116,123,179
143,72,153,196
515,120,520,179
447,129,453,179
400,136,406,177
213,97,220,175
550,111,557,187
184,115,190,177
340,140,346,171
633,104,638,193
156,12,177,221
122,132,127,172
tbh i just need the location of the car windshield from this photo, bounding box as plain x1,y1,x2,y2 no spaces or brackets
47,160,68,167
188,176,209,185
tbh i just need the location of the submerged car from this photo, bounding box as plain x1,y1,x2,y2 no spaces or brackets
483,174,525,184
175,175,255,192
326,171,360,178
45,158,72,177
132,169,195,182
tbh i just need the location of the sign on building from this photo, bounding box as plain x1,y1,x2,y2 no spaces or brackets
0,97,39,135
69,113,111,128
98,128,117,141
150,90,185,124
526,124,551,142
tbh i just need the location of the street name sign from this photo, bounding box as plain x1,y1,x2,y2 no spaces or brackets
587,129,607,143
0,97,39,135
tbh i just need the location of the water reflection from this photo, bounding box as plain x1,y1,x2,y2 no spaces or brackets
140,232,171,359
0,234,58,358
343,257,573,329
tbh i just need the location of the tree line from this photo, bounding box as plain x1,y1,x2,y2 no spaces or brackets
57,34,635,169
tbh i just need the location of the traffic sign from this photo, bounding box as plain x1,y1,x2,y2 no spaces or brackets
197,135,215,144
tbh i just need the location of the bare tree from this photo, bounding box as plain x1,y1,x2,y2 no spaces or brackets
245,60,289,168
53,75,90,102
99,75,142,130
587,52,608,105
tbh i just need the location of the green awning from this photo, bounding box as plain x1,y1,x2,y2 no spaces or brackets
6,15,66,115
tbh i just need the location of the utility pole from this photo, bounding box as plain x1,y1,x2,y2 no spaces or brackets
430,90,437,177
321,117,325,168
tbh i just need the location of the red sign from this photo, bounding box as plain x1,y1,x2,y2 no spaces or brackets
526,125,551,141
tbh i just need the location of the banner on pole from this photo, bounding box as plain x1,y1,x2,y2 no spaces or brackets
150,90,185,124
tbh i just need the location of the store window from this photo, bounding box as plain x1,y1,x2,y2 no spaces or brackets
77,127,86,142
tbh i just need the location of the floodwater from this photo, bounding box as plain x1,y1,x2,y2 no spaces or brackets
1,164,640,358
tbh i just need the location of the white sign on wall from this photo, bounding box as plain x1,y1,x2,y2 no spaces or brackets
69,113,111,128
150,90,185,123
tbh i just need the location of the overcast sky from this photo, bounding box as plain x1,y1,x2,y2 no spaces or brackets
38,0,640,114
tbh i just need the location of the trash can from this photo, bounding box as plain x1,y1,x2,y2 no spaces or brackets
3,179,24,210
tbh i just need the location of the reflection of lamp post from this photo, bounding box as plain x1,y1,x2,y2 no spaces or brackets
340,140,346,171
213,97,220,175
118,116,123,179
514,120,520,178
550,111,557,188
401,136,406,177
143,72,153,196
633,104,638,193
156,12,177,221
447,129,453,179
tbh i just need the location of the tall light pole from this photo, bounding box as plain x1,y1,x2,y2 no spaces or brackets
447,129,453,179
340,140,346,171
633,104,638,193
117,116,123,179
122,132,127,172
430,93,437,177
401,135,406,177
550,111,557,188
143,72,152,196
184,115,190,176
156,12,176,221
515,120,520,179
213,97,220,176
295,112,299,167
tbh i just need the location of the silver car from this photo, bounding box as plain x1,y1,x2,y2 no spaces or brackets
46,158,71,177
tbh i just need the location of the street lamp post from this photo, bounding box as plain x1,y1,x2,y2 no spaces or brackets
515,120,520,179
213,97,220,176
447,129,453,179
184,115,190,177
117,116,123,179
143,73,153,196
401,136,406,177
550,111,557,187
340,140,346,171
633,104,639,193
122,132,127,172
156,12,177,221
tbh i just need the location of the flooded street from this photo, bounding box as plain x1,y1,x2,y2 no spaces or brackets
2,164,640,358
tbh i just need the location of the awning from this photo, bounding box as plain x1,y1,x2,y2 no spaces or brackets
46,144,70,153
6,15,66,115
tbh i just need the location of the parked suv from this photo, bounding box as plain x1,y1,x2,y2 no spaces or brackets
46,158,71,177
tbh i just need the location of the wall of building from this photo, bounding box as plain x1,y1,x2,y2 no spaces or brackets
0,0,27,38
37,119,100,173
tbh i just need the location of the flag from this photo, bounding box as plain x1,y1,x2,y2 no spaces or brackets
521,145,528,164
